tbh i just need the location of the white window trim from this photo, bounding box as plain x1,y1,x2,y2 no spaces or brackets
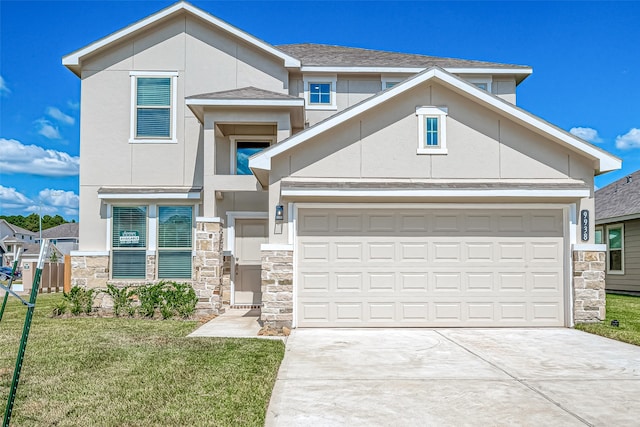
466,76,492,92
595,225,604,244
416,106,448,155
229,135,275,175
605,223,624,275
303,74,337,110
129,71,178,144
381,75,407,90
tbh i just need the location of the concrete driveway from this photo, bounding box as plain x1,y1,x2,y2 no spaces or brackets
266,328,640,426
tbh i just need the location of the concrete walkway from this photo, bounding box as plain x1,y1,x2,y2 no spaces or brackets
188,308,283,340
266,328,640,426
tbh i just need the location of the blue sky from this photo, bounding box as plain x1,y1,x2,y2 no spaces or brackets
1,1,639,222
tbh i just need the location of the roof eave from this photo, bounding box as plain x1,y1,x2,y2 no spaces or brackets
62,1,300,76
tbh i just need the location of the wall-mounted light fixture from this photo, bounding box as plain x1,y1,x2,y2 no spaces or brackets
275,205,284,221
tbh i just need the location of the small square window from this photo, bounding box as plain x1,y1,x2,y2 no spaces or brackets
309,83,331,104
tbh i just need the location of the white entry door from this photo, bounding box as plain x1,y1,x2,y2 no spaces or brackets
296,208,566,327
234,219,268,305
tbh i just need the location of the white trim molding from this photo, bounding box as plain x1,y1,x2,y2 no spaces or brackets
250,67,621,176
70,251,110,256
605,223,624,275
281,188,591,199
186,98,304,107
62,2,300,75
98,192,201,200
129,71,178,144
303,74,338,110
572,244,607,251
416,106,448,155
196,217,223,223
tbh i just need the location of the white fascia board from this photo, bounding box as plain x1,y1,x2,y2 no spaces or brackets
185,99,304,107
596,213,640,225
62,2,300,69
251,66,620,174
281,188,591,198
249,68,439,171
572,244,607,251
98,192,201,200
446,67,532,75
299,66,532,75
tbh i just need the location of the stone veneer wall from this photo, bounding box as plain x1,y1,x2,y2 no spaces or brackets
261,249,293,328
193,219,224,314
71,255,110,289
573,249,606,323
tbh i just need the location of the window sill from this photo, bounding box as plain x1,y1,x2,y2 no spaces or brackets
417,147,448,155
306,104,338,111
129,138,177,144
606,270,624,275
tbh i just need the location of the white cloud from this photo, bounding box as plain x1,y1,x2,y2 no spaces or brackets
570,127,602,143
0,138,79,177
0,185,33,211
34,118,62,139
616,128,640,150
38,188,79,209
25,204,58,215
67,100,80,110
46,107,75,125
0,75,10,95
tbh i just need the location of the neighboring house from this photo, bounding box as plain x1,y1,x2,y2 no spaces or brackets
595,170,640,294
36,223,79,255
0,219,37,266
64,1,620,328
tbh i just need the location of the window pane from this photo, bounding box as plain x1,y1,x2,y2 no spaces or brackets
158,206,192,248
136,108,170,138
112,206,147,248
112,250,146,279
385,82,398,89
310,93,320,104
137,78,171,106
608,227,622,249
158,250,192,278
320,93,330,103
609,250,622,271
309,82,331,104
594,229,603,244
474,82,488,90
236,141,270,175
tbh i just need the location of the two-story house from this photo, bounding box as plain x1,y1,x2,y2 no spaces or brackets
65,1,620,329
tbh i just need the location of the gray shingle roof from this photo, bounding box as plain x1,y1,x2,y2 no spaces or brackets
595,170,640,221
276,43,530,69
42,223,79,239
187,87,302,100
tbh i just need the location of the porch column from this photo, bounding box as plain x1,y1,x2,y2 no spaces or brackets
193,217,224,315
261,244,294,329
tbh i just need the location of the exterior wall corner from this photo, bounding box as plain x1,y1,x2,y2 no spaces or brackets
261,248,293,329
573,249,606,323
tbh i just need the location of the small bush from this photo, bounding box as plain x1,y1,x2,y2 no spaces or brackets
137,283,164,318
52,299,68,316
63,286,95,315
104,284,134,317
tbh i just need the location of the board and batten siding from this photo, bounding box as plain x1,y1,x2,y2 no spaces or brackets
606,219,640,293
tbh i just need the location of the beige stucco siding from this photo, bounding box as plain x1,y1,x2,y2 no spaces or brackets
78,186,107,250
281,81,590,181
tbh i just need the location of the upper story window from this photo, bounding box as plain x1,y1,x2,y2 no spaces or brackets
415,106,448,155
303,75,337,110
230,136,274,175
129,71,178,143
467,77,492,92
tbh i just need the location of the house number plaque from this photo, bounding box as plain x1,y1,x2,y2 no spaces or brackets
581,210,589,241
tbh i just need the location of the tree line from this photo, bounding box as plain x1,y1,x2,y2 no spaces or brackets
0,214,75,232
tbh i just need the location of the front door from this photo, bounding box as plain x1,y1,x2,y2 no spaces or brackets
234,219,268,305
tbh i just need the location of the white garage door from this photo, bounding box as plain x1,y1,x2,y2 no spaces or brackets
296,208,566,327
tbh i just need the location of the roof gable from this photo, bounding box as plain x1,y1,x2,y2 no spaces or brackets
62,1,300,76
250,67,620,179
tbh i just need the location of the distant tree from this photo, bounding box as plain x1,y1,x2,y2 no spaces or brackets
0,214,70,232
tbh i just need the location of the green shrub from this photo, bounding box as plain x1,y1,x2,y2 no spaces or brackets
52,299,68,316
104,284,134,317
136,283,164,318
134,281,197,319
171,282,198,318
63,286,95,315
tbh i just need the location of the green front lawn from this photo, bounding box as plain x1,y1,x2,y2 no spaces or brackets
576,293,640,346
0,293,284,426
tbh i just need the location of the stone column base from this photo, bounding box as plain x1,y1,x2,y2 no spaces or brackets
573,246,606,323
261,247,293,329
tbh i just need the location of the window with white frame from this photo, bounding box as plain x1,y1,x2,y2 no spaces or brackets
595,226,603,244
230,136,274,175
130,72,178,143
415,106,448,155
157,206,193,279
303,75,337,110
111,206,148,279
467,77,492,92
606,224,624,274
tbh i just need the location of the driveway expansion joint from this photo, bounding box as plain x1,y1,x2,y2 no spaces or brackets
435,330,594,427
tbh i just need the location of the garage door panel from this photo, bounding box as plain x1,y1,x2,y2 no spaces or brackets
297,208,565,327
